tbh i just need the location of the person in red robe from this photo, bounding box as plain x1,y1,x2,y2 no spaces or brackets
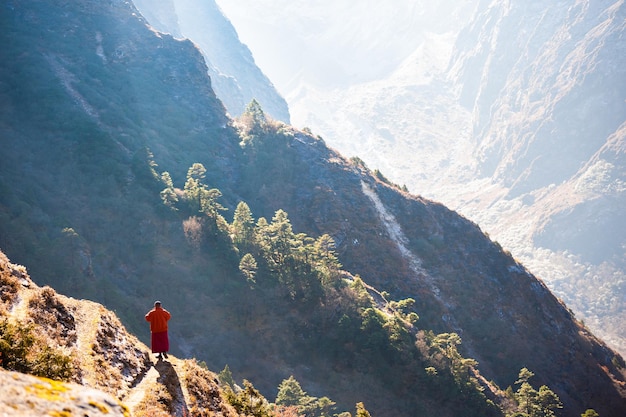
145,301,171,360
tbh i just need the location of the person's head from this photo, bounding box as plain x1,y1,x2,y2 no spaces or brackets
154,301,162,308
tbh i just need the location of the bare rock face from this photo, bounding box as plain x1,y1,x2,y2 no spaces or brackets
0,369,129,417
445,0,626,354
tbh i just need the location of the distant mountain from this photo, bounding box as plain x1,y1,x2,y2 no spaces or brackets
447,0,626,354
1,1,625,416
133,0,290,122
215,0,626,356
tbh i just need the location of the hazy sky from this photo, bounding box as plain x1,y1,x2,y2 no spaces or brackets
214,0,476,94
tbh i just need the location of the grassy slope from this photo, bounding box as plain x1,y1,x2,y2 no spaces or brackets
0,249,247,416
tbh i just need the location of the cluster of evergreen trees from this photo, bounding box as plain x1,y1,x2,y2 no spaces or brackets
156,159,498,415
148,101,586,416
160,159,343,303
217,366,372,417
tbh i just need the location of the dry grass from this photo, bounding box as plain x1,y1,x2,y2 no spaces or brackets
27,287,77,347
130,380,173,417
0,259,22,313
182,359,239,417
90,313,149,397
0,250,252,417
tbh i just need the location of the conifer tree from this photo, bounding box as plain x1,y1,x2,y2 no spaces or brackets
159,171,178,209
232,201,255,247
181,163,227,230
254,217,270,254
275,375,307,407
275,375,336,417
350,277,372,308
516,368,535,385
314,234,341,272
509,368,562,417
199,187,226,220
233,379,272,417
239,253,258,284
184,163,208,212
245,99,266,126
268,209,294,263
187,162,207,182
537,385,562,417
516,381,540,416
218,365,235,389
240,99,268,139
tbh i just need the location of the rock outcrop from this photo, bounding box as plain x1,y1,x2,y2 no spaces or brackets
0,369,130,417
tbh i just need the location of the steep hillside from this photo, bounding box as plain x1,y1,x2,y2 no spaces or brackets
1,1,625,416
446,0,626,354
0,250,242,417
235,124,626,416
214,0,626,356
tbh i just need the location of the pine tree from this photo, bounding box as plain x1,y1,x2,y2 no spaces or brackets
199,187,226,220
239,253,258,284
183,163,208,212
275,375,307,407
509,368,562,417
537,385,562,416
314,234,341,272
236,379,273,417
268,209,294,263
245,99,267,127
240,99,268,139
218,365,235,389
232,201,255,247
275,375,336,417
159,171,178,209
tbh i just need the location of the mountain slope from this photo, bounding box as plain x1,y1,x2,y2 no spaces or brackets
0,250,243,417
132,0,290,122
214,0,626,356
0,1,625,416
446,0,626,355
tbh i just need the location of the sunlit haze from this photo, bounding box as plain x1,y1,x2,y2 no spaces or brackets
214,0,476,94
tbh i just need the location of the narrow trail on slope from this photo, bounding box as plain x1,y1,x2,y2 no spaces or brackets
72,301,110,387
122,356,191,417
69,296,191,415
122,364,160,411
1,259,192,416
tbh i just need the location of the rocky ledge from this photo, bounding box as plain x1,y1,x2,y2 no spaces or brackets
0,368,129,417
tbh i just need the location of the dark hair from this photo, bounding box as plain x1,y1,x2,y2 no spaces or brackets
154,301,162,307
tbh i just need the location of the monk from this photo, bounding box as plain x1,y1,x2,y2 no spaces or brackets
145,301,171,360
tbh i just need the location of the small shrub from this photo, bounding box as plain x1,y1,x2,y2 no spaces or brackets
182,360,234,416
0,319,74,381
28,287,77,346
0,266,21,310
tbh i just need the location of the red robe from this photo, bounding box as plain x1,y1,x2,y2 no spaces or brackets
145,306,171,353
